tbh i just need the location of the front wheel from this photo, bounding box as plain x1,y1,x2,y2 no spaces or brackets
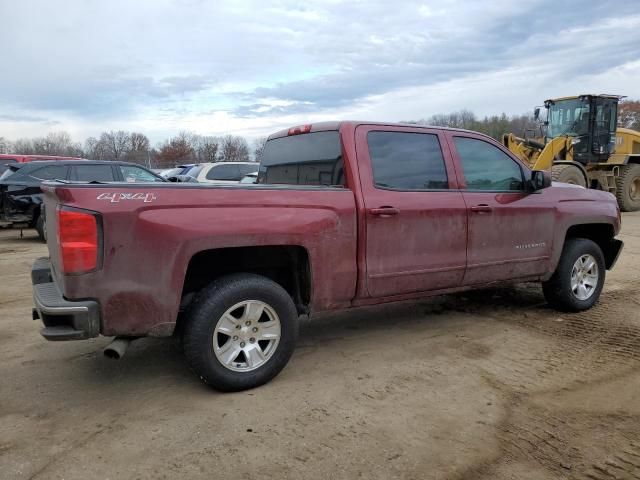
182,273,299,391
542,238,605,312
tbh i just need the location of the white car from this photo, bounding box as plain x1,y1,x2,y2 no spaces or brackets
191,162,258,184
240,172,258,184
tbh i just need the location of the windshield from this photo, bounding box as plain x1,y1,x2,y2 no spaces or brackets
0,165,20,180
547,98,590,138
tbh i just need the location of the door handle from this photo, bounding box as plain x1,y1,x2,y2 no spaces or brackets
470,204,492,213
369,207,400,216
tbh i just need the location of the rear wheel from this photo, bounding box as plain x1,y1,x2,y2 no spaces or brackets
551,164,587,187
35,215,46,242
615,164,640,212
542,238,605,312
182,273,299,391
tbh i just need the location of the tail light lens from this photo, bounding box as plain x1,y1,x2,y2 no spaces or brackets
57,208,99,274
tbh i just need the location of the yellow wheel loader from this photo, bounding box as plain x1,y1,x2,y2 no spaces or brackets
503,94,640,211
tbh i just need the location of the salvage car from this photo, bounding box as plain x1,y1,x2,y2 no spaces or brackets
1,160,164,240
0,154,83,175
31,121,623,391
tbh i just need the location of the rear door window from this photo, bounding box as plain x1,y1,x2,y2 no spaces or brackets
259,131,344,186
70,164,115,182
367,131,448,190
29,165,69,181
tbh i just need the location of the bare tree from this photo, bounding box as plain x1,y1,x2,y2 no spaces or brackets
0,137,11,154
84,137,100,159
409,110,538,140
194,135,220,163
253,137,267,162
130,132,150,152
219,135,250,162
13,138,35,154
126,132,151,165
157,133,196,167
13,131,83,156
99,130,131,160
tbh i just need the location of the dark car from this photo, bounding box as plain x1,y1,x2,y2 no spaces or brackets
160,163,200,179
0,154,84,175
0,160,164,240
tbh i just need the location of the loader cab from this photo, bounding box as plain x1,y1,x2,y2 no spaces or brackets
543,95,619,164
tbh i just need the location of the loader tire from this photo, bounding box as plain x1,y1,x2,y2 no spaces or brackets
615,164,640,212
551,164,587,187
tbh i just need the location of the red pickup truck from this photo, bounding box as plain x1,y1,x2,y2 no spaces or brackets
32,122,623,391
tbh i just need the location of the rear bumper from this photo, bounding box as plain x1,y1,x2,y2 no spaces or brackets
31,257,100,341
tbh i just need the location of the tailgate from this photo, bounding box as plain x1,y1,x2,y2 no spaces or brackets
41,185,63,283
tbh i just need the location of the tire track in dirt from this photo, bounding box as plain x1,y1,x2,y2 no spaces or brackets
444,281,640,480
446,281,640,392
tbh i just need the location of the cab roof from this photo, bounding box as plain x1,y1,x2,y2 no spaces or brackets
545,94,625,103
267,121,495,142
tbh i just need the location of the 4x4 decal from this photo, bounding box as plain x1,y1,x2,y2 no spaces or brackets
97,192,157,203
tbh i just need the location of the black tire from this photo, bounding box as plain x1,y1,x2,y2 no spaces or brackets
542,238,605,312
551,164,587,187
182,273,299,392
35,215,46,242
615,164,640,212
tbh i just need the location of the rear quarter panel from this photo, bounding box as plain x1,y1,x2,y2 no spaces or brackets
45,184,357,337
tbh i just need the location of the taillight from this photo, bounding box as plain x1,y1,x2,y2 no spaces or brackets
57,208,99,274
287,124,312,136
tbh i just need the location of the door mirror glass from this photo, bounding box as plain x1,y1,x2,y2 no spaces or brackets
530,170,551,191
534,107,540,120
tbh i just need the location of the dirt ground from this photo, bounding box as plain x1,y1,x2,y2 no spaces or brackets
1,213,639,480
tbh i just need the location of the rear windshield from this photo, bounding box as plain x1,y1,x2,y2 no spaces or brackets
258,131,344,186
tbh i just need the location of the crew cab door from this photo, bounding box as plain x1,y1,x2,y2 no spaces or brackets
445,132,555,285
356,125,467,297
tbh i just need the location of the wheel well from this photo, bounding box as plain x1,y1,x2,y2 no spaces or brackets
565,223,618,269
180,246,311,314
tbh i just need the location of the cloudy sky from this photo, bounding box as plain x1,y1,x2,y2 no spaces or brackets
1,0,639,143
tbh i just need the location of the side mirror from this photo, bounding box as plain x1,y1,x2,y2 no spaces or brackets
534,107,540,121
529,170,551,191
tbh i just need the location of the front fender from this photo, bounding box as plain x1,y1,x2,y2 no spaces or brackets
544,193,620,279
